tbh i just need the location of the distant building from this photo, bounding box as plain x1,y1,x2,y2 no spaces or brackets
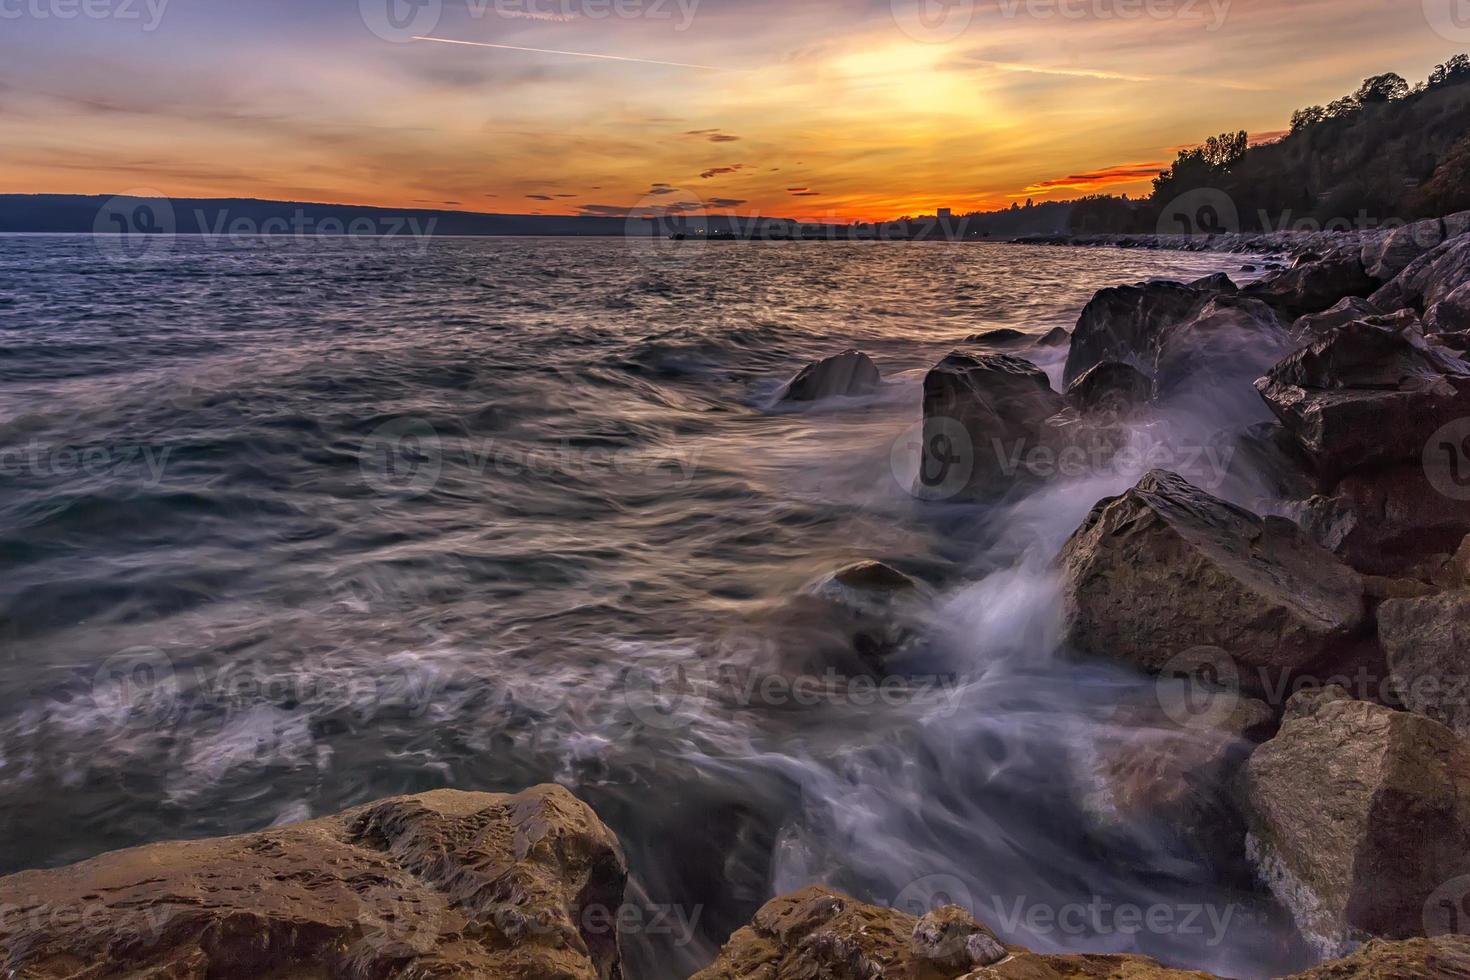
937,207,952,221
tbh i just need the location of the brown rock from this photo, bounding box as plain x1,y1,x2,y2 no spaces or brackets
915,352,1065,501
0,785,628,980
1065,361,1152,417
1290,297,1382,341
1379,590,1470,739
1035,326,1072,348
1239,688,1470,957
1255,312,1470,480
1361,219,1455,282
1281,935,1470,979
1242,250,1376,317
780,350,881,402
1064,281,1208,386
965,328,1031,347
1299,464,1470,577
1371,235,1470,321
1058,470,1364,678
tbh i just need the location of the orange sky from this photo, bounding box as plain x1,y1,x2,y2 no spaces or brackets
1,0,1465,222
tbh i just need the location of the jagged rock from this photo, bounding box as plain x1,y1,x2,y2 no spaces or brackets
1058,470,1364,678
1371,235,1470,316
1379,591,1470,739
1239,687,1470,958
1361,218,1456,282
780,350,881,402
1064,360,1151,416
964,328,1029,346
1034,326,1072,348
1064,281,1205,386
1291,296,1381,340
1243,250,1376,316
1283,936,1470,979
1152,294,1289,405
1299,464,1470,576
1189,272,1237,292
0,785,628,980
1255,312,1470,479
914,353,1065,501
690,885,1213,980
1429,280,1470,335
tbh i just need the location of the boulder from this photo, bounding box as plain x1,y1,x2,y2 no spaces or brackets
1299,464,1470,576
1189,272,1237,292
964,328,1029,346
1255,312,1470,479
780,350,881,402
1283,936,1470,979
1058,470,1364,678
1152,294,1289,405
1034,326,1072,348
1064,280,1206,386
1379,591,1470,739
1239,687,1470,958
0,785,628,980
1291,296,1382,341
1064,360,1151,416
914,352,1065,501
1428,280,1470,335
1243,250,1376,317
691,885,1213,980
1361,218,1455,282
1371,236,1470,324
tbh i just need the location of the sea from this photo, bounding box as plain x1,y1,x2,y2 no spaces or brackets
0,234,1310,978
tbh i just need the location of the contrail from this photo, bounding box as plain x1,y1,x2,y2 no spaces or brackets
412,35,730,72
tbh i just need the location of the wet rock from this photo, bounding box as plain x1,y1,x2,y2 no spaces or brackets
914,352,1065,501
0,785,628,980
964,328,1029,346
1255,312,1470,479
1221,422,1323,504
1152,294,1289,406
801,560,931,668
1034,326,1072,348
1058,470,1364,678
780,350,881,402
1243,250,1376,316
1064,360,1151,416
1291,296,1382,341
1283,935,1470,979
1189,272,1238,292
690,885,1211,980
1379,590,1470,739
1370,235,1470,320
1064,280,1206,386
1298,464,1470,577
1241,687,1470,958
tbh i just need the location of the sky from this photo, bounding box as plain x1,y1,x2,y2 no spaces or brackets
1,0,1467,222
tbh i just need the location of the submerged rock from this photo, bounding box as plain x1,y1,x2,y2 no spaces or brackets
1255,312,1470,479
0,785,628,979
780,350,881,402
1379,590,1470,739
1034,325,1072,348
963,327,1029,346
1058,470,1364,677
1239,687,1470,958
914,352,1064,501
802,560,931,668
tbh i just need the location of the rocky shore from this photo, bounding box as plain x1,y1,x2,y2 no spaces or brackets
8,212,1470,978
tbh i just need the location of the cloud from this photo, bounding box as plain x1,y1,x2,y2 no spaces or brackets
646,183,679,195
1021,162,1166,193
687,129,741,142
700,164,745,179
709,197,747,207
526,193,554,200
788,188,820,196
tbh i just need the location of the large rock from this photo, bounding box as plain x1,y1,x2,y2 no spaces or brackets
914,352,1065,501
1298,464,1470,576
1284,936,1470,979
964,328,1029,346
780,350,881,402
1255,312,1470,479
1429,280,1470,335
1361,218,1458,282
0,785,628,980
1034,326,1072,348
1239,687,1470,958
1064,360,1151,416
1059,470,1364,678
1370,235,1470,320
1291,296,1382,341
1152,293,1289,405
1063,280,1205,386
690,885,1214,980
1379,591,1470,739
1243,249,1376,317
